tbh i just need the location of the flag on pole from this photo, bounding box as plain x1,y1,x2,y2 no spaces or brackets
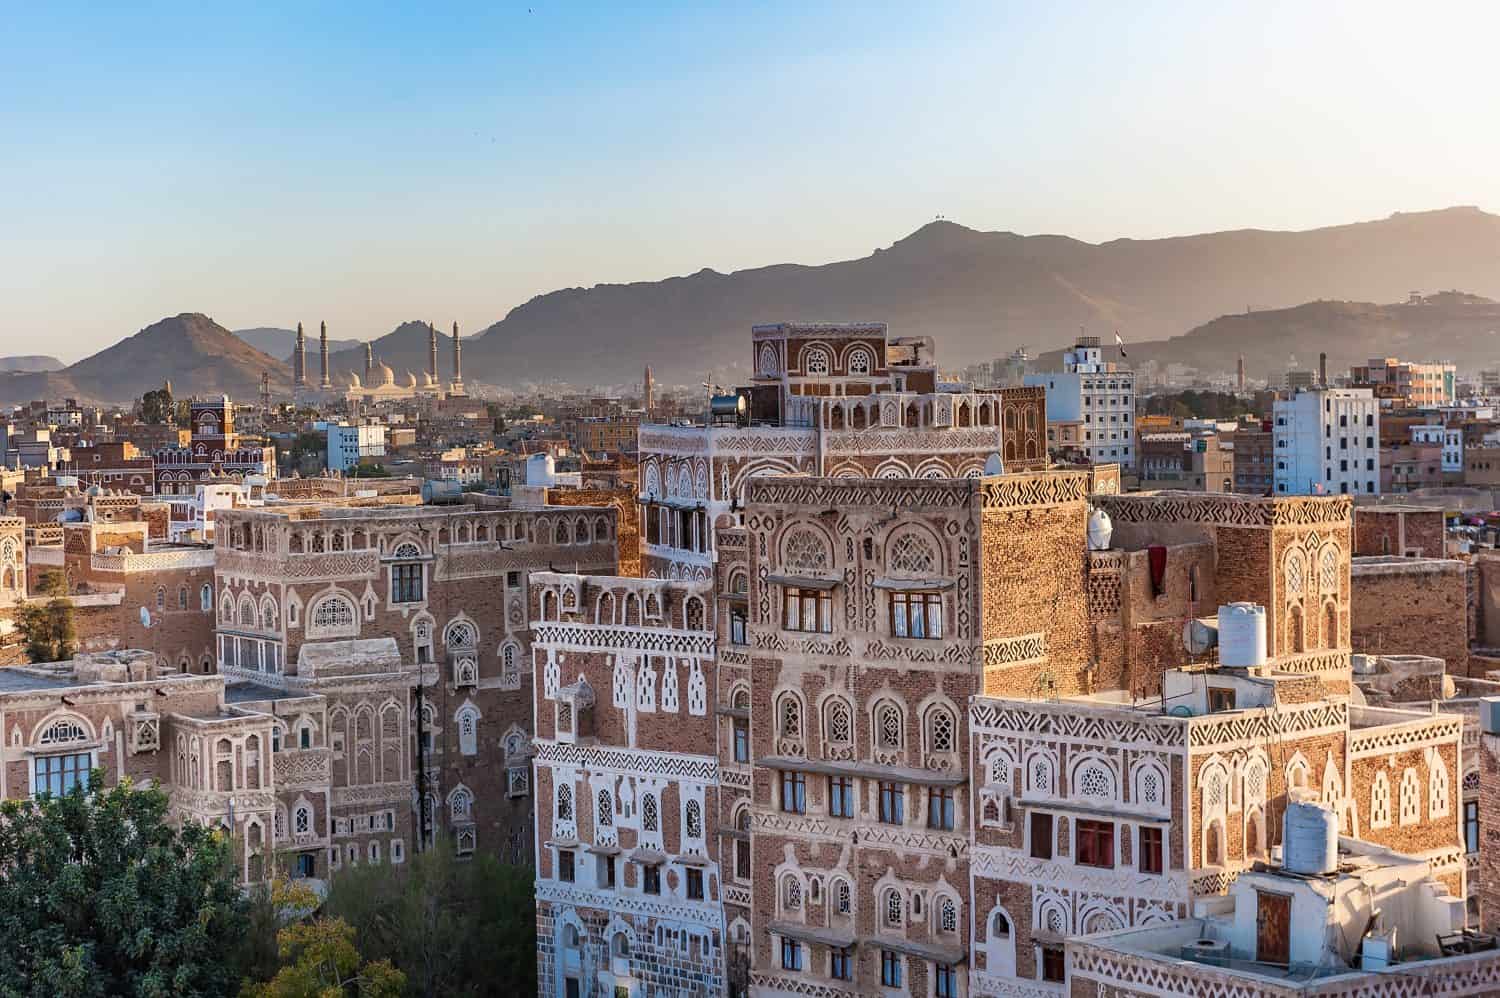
1114,331,1127,357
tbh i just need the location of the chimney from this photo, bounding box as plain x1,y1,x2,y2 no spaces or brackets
319,321,331,389
1319,352,1327,388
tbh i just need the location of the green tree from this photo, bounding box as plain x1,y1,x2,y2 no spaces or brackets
242,918,404,998
15,570,76,663
140,386,173,425
0,775,249,998
323,843,536,997
348,464,393,479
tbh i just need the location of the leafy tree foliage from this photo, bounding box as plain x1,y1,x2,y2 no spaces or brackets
242,918,404,998
322,843,536,997
0,775,249,997
348,464,393,478
1142,390,1249,420
15,570,76,663
139,386,173,425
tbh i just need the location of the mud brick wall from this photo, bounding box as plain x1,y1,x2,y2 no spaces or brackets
1352,559,1469,676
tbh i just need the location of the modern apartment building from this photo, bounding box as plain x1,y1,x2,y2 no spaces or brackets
1025,337,1136,471
1273,388,1381,496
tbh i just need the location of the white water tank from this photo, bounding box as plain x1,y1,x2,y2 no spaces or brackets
1086,508,1113,551
1217,603,1267,669
526,453,556,486
1282,800,1339,875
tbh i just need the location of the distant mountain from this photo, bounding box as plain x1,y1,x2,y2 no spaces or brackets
0,314,293,405
236,327,362,363
0,355,63,373
431,205,1500,385
1037,292,1500,383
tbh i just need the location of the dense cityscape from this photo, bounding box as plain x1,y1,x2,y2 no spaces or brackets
3,309,1500,995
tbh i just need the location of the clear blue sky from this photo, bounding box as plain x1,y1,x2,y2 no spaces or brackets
3,1,1496,360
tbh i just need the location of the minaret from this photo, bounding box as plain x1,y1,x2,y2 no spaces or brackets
1237,354,1246,392
319,321,331,389
428,322,439,383
294,322,306,387
451,321,464,394
364,341,373,384
643,366,654,420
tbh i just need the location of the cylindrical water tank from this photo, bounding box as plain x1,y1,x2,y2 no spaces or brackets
526,453,555,486
1282,800,1339,875
1087,508,1113,551
1217,603,1267,669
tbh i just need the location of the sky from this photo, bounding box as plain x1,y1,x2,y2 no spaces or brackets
3,1,1498,361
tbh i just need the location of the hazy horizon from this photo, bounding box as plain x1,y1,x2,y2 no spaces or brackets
4,2,1498,362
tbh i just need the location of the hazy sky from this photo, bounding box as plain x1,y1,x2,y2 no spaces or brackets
3,1,1497,361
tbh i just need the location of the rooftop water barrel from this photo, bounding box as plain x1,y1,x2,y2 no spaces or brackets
1086,507,1113,551
1282,799,1338,875
1217,602,1267,669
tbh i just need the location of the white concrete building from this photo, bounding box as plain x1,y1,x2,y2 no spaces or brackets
1025,336,1136,470
325,423,387,472
1273,388,1380,496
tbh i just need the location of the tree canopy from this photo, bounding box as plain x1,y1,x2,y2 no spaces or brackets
15,569,76,664
242,918,404,998
322,843,536,997
0,775,249,998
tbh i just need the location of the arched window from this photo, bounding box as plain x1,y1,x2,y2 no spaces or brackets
1320,545,1339,591
1399,768,1421,826
38,718,89,745
1431,760,1451,819
834,879,852,915
825,697,853,745
1370,770,1391,828
451,786,474,821
926,705,955,755
1284,550,1305,596
456,706,479,756
597,789,613,827
641,793,659,833
156,587,166,611
779,694,802,739
783,875,802,911
1074,759,1116,801
803,347,830,376
685,799,703,840
200,584,213,611
847,348,872,376
308,594,356,636
887,531,938,575
781,528,830,573
293,804,311,835
445,620,477,649
884,888,904,927
875,701,903,750
555,783,573,822
939,897,958,934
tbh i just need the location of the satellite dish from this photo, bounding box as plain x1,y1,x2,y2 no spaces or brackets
984,453,1004,476
139,607,153,629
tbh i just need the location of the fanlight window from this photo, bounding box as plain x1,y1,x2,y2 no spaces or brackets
446,621,477,648
803,348,830,376
888,532,938,575
38,720,88,745
393,542,422,559
847,349,872,376
782,529,830,573
312,596,355,631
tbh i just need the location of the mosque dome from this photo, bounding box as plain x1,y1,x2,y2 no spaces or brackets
378,361,395,385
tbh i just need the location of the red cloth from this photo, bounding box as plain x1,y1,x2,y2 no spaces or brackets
1148,545,1167,597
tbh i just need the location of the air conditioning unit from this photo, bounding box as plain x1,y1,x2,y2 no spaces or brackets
1481,697,1500,736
